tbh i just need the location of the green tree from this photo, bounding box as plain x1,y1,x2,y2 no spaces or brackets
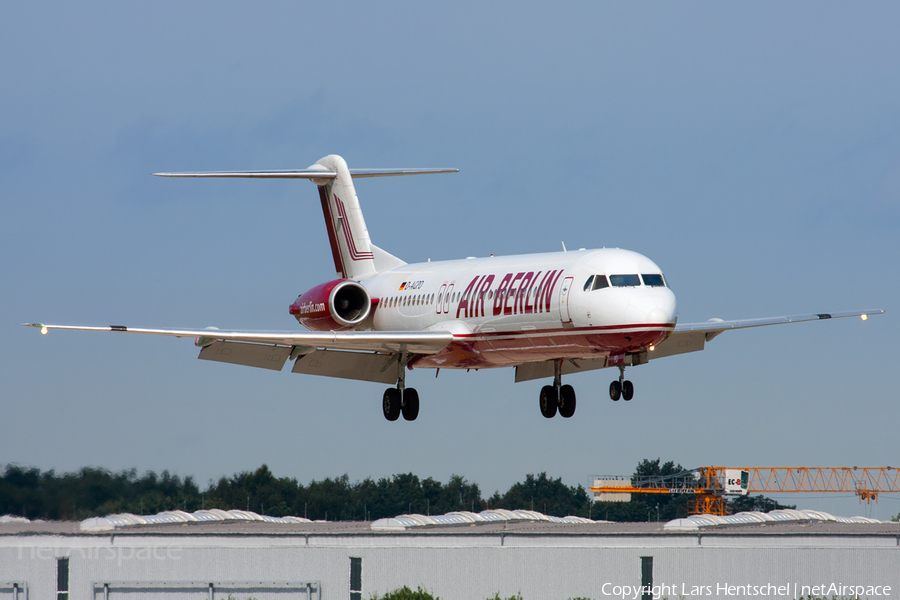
729,494,795,513
370,585,439,599
488,472,589,517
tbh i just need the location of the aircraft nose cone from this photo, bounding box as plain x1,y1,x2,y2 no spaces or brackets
646,307,669,324
627,289,676,325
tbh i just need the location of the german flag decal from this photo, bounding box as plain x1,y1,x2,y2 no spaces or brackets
398,282,407,290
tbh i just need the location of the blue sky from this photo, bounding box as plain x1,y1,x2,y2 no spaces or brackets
2,2,898,519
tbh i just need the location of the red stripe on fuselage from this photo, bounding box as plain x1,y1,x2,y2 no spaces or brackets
455,322,674,339
414,323,673,369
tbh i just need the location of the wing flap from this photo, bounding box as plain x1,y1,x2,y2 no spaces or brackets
514,356,610,382
291,349,398,384
649,330,707,359
198,341,291,371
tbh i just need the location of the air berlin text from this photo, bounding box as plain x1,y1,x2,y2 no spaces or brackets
455,270,564,319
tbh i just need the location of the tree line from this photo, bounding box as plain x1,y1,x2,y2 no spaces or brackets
0,460,790,522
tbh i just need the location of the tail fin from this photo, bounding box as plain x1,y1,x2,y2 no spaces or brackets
314,155,377,279
153,154,457,279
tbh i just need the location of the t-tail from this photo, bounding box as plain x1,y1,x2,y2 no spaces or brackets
154,154,457,279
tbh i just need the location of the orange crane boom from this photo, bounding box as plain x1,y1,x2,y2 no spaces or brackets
747,467,900,503
590,466,899,516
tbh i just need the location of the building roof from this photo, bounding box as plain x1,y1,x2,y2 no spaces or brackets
1,509,898,538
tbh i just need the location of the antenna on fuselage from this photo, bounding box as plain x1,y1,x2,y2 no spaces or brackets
561,242,567,253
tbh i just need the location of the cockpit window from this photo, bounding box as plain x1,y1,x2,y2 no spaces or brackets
641,274,666,287
592,275,609,290
584,275,611,291
610,274,640,287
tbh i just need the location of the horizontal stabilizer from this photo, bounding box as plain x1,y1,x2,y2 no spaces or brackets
153,168,458,179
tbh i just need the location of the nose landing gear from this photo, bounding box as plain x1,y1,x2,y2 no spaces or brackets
609,365,634,401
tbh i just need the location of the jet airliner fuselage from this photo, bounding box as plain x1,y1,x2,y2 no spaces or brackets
292,248,676,372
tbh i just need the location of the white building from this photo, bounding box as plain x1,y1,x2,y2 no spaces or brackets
1,509,898,600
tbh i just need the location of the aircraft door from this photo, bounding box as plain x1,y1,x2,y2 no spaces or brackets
558,277,574,323
442,283,454,314
437,284,447,314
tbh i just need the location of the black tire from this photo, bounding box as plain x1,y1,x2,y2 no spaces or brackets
382,388,401,421
539,385,558,418
558,384,577,418
609,380,622,401
402,388,420,421
622,380,634,401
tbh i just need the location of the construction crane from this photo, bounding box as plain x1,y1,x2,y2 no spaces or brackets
590,467,900,516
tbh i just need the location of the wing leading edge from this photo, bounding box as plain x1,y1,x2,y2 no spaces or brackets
514,309,884,381
23,323,453,355
651,309,884,360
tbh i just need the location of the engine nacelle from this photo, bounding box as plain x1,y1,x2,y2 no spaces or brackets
289,279,372,331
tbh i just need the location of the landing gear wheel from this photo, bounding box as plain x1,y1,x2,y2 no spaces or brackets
622,380,634,401
382,388,401,421
402,388,420,421
539,385,558,418
609,380,622,401
558,384,576,418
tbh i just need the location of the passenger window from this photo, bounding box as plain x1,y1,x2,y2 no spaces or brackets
610,274,640,287
583,276,594,292
641,274,666,287
592,275,609,291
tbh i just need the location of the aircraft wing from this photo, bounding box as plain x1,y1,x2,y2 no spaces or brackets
23,323,453,383
650,309,884,360
24,323,452,354
514,309,883,381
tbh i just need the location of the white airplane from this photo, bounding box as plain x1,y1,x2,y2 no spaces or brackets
27,154,883,422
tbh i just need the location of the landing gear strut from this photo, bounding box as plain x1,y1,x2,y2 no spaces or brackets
539,360,576,418
609,365,634,401
383,352,420,422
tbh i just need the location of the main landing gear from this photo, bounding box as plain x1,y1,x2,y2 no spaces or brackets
383,353,419,422
539,361,638,416
609,365,634,401
382,387,419,421
539,361,577,419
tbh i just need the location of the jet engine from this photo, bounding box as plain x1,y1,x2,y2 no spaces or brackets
289,279,372,331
